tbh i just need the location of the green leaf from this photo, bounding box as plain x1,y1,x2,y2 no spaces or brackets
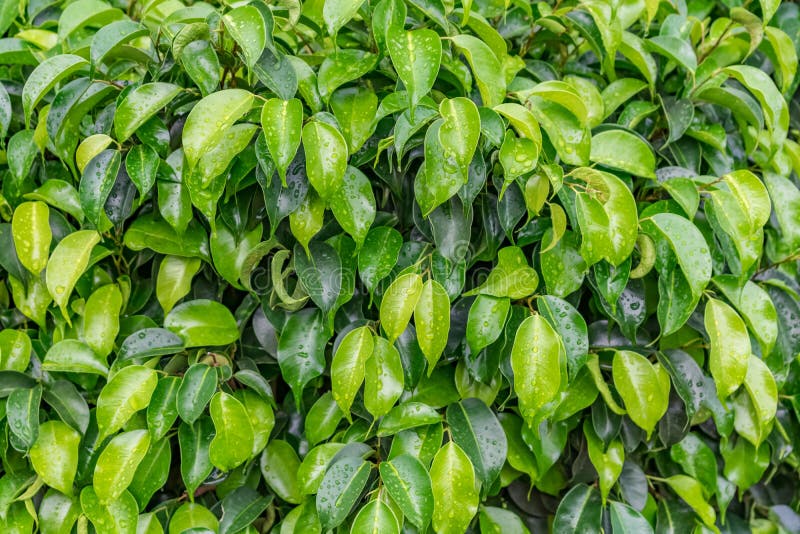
83,284,122,358
261,98,302,185
377,402,442,436
479,506,531,534
379,454,434,529
438,97,481,173
115,83,181,142
42,339,108,376
79,487,138,534
351,498,400,534
733,355,777,447
156,255,201,314
128,437,171,510
414,279,450,373
39,490,80,534
450,34,506,107
387,28,442,112
330,166,376,248
302,120,348,200
612,350,670,439
7,384,40,450
22,54,88,126
430,441,479,534
511,314,565,424
80,149,120,228
640,213,712,334
219,487,271,534
45,230,101,322
446,398,507,489
553,484,602,532
364,335,404,418
96,365,158,440
0,330,31,372
11,201,51,274
316,457,372,530
182,89,253,169
223,5,266,68
168,502,218,534
464,246,538,299
178,418,215,496
30,421,79,495
705,298,749,401
331,326,373,418
277,308,327,408
590,130,656,178
209,392,254,472
94,429,151,504
119,329,184,363
323,0,366,35
584,421,624,504
380,273,424,342
330,87,378,153
358,227,402,294
724,65,789,150
305,392,344,446
466,295,510,354
177,364,218,425
609,501,653,534
164,299,239,348
661,475,716,529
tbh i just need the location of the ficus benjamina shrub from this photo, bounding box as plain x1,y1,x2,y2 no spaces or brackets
0,0,800,531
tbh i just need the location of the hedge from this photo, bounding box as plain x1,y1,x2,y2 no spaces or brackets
0,0,799,532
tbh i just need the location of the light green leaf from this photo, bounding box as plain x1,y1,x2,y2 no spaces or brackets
156,256,201,314
590,130,655,178
114,83,182,142
364,335,404,418
330,166,376,248
438,97,481,172
733,355,777,447
164,299,240,348
379,454,434,530
705,298,749,401
42,339,108,376
511,314,564,425
261,439,303,503
45,230,101,322
464,246,538,299
261,98,303,185
96,365,158,440
430,442,478,534
94,430,151,504
22,54,88,126
661,475,716,529
323,0,366,35
303,120,348,199
209,392,255,472
612,350,670,439
331,326,373,419
450,34,506,107
223,5,266,67
83,284,122,358
11,201,51,274
182,89,253,169
30,421,79,495
387,28,442,112
330,87,378,153
584,421,623,504
414,279,450,373
380,273,423,342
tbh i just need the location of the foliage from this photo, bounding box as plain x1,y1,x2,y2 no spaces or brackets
0,0,799,531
